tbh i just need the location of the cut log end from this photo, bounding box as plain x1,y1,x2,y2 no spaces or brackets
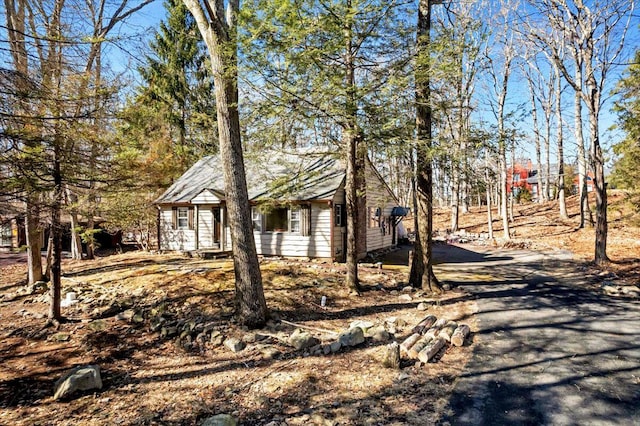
451,324,470,347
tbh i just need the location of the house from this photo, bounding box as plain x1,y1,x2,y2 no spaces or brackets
0,200,26,252
154,151,407,261
509,159,595,201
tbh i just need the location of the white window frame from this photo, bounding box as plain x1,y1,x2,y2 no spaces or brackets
177,207,189,230
290,206,301,233
251,207,262,232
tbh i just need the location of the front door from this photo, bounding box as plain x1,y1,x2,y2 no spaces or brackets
212,207,221,248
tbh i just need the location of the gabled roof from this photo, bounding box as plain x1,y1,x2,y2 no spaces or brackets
155,151,346,205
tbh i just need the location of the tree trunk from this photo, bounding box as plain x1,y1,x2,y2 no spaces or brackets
499,141,509,239
45,225,53,280
185,0,268,327
485,149,494,239
69,211,83,260
345,129,362,294
410,0,442,294
575,88,593,228
589,108,608,265
555,64,568,219
343,7,362,294
212,74,268,327
450,169,459,233
85,217,95,260
508,140,515,222
49,145,63,321
25,201,43,284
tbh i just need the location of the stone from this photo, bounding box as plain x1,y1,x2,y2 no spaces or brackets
349,320,374,332
261,347,281,360
330,341,342,353
402,286,414,293
338,327,365,347
371,328,391,342
242,333,257,343
386,317,407,327
224,337,246,353
416,302,429,311
288,329,320,350
115,309,135,321
211,331,224,346
161,326,178,338
322,344,332,355
398,294,412,302
396,372,410,381
87,320,107,332
54,365,102,400
201,414,238,426
53,333,71,342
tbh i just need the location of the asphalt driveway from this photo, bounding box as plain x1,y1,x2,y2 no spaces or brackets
431,244,640,425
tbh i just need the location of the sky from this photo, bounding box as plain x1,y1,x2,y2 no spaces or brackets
2,0,639,168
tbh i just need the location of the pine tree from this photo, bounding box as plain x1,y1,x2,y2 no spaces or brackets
138,0,217,174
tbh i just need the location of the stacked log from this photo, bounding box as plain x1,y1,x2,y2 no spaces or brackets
400,315,471,363
451,324,470,347
400,333,422,356
411,314,437,334
439,321,458,342
417,336,446,363
408,335,433,359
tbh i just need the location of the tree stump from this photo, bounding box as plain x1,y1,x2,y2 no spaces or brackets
382,342,401,369
417,336,446,363
451,324,470,347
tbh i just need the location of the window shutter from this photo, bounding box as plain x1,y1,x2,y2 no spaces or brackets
172,207,177,230
341,204,346,227
188,207,194,229
301,204,311,236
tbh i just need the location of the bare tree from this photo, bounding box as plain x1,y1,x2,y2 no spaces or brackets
527,0,635,264
483,1,516,240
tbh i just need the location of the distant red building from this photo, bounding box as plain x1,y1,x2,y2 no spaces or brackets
506,159,534,196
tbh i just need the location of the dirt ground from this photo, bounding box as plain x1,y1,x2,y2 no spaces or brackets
0,191,637,425
432,191,640,285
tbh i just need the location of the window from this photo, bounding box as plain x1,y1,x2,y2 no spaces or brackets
0,222,11,247
265,207,289,232
172,206,193,230
251,208,262,232
290,207,301,233
177,207,189,229
258,204,310,235
335,204,343,227
369,206,381,228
